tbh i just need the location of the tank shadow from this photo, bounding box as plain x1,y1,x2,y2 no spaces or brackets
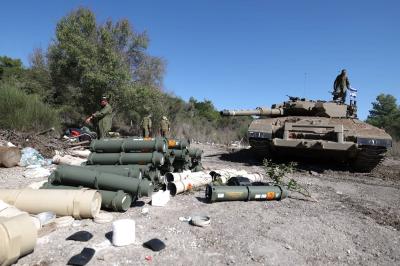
218,148,354,172
218,148,263,166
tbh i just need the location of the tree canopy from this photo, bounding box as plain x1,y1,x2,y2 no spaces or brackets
366,94,400,140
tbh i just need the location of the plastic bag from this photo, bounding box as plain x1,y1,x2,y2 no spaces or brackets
19,147,52,167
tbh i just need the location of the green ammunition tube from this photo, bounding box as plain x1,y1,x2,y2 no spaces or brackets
83,165,142,179
90,137,167,153
167,138,190,149
135,164,161,183
188,148,203,159
205,185,287,203
50,165,153,197
40,183,132,212
87,152,165,166
171,148,189,161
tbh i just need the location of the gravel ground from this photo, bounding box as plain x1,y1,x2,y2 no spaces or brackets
1,143,399,266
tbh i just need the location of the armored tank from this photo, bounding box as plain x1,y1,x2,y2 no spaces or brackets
221,96,392,172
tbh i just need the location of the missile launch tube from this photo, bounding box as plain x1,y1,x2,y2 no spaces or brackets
168,173,212,196
83,165,142,179
41,183,132,212
90,137,167,153
205,185,288,203
87,152,165,166
50,165,153,197
0,214,37,266
0,188,101,219
167,138,190,149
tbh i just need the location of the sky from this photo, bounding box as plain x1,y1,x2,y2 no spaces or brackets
0,0,399,119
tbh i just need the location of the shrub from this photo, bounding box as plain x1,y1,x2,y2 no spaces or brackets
0,82,60,132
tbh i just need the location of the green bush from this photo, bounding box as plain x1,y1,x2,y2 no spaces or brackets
0,82,60,132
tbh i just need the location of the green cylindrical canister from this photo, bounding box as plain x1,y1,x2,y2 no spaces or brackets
171,149,189,161
86,152,165,166
167,138,190,149
247,185,287,201
205,185,287,203
83,165,142,179
205,185,249,202
90,137,167,153
40,183,132,212
50,165,153,197
188,148,203,159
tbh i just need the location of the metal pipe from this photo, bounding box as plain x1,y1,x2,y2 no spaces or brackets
50,165,154,197
90,137,167,153
205,185,288,202
0,188,101,219
86,152,165,166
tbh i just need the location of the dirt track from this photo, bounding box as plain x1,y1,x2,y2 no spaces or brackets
1,143,399,265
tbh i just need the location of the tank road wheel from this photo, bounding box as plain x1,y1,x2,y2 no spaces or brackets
351,146,387,172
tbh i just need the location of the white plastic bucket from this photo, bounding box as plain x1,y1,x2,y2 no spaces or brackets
112,219,135,246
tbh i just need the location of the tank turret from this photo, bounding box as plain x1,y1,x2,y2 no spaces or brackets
221,95,392,172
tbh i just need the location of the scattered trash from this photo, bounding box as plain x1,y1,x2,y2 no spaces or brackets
141,207,149,215
112,219,136,246
143,238,166,251
151,190,170,207
36,211,56,226
6,142,16,147
145,255,152,261
23,166,51,179
20,147,51,167
66,231,93,242
94,212,113,224
0,146,21,168
55,216,75,228
69,149,91,158
27,180,48,189
178,216,192,222
190,216,211,227
67,247,95,266
52,154,86,166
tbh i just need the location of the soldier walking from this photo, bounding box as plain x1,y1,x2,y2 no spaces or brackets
141,114,152,138
160,116,171,137
85,96,113,139
333,69,351,103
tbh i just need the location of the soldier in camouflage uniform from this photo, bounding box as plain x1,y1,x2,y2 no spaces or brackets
160,116,170,137
141,114,152,138
333,69,351,104
85,96,113,139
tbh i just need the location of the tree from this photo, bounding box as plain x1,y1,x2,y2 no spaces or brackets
47,7,165,123
366,94,400,139
0,56,25,81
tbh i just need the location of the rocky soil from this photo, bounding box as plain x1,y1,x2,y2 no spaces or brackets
1,143,399,266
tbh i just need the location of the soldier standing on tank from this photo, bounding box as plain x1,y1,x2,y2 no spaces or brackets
333,69,351,103
85,96,113,139
160,116,171,137
141,113,152,138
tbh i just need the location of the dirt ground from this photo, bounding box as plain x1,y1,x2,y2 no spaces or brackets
1,143,399,266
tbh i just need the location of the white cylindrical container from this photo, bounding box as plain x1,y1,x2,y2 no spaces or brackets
112,219,135,246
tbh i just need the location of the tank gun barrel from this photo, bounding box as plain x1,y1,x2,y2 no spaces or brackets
220,107,284,116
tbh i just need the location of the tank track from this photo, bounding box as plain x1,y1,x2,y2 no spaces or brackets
249,139,272,159
351,145,387,172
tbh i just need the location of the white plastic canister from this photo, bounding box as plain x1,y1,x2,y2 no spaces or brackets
112,219,135,246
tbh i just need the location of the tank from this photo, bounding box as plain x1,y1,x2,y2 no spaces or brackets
221,96,392,172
